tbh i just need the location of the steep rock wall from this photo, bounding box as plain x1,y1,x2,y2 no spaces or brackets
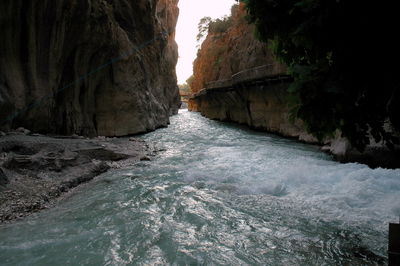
191,3,285,93
189,3,308,139
0,0,180,136
192,82,317,143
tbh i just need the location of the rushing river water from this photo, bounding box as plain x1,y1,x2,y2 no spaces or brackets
1,110,400,265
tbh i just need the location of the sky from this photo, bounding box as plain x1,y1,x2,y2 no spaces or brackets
175,0,237,84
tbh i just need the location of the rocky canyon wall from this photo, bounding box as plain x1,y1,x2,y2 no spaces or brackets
189,3,306,140
0,0,180,136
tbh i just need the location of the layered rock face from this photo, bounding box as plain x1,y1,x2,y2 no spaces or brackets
0,0,180,136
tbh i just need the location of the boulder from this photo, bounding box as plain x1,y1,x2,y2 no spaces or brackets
15,127,31,135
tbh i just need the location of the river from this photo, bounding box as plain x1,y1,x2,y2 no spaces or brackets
0,109,399,265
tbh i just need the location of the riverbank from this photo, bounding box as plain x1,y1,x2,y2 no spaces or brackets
0,130,153,224
189,85,400,169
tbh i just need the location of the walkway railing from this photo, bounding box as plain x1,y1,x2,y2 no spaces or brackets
205,78,232,89
231,64,286,83
190,63,289,99
207,64,287,89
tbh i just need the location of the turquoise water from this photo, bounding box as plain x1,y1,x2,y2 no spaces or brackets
1,110,399,265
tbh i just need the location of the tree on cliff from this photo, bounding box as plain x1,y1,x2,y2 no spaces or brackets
196,15,234,44
242,0,400,150
197,17,212,43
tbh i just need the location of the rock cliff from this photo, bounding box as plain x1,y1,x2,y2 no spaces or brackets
0,0,180,136
189,3,306,140
191,82,318,143
190,3,285,94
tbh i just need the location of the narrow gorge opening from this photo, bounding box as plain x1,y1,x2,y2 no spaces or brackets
175,0,237,92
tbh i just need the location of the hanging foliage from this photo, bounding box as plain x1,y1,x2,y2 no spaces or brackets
241,0,400,151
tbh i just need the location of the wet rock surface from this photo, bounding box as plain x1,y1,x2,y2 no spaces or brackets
0,133,150,223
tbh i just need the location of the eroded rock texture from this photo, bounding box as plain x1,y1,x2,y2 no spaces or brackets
0,0,180,136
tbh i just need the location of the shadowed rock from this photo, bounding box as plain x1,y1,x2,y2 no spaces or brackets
0,168,8,186
0,0,180,136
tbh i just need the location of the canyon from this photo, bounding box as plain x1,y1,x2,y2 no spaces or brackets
0,2,399,264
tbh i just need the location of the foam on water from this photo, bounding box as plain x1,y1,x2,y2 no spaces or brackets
0,110,399,265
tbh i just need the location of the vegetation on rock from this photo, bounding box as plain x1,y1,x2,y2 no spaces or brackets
196,15,233,44
178,83,191,94
242,0,400,150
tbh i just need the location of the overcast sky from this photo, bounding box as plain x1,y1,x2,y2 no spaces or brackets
175,0,237,84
